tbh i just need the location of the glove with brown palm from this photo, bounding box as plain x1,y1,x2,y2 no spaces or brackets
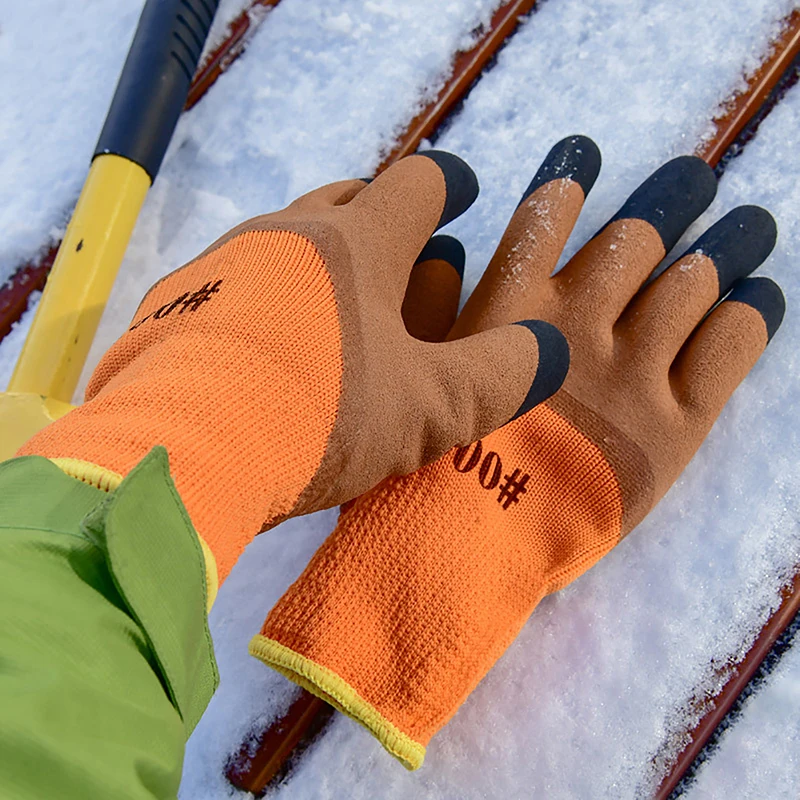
252,137,785,769
19,152,568,592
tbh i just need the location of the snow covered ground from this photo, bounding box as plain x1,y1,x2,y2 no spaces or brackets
2,0,800,797
0,0,143,282
689,624,800,799
659,80,800,800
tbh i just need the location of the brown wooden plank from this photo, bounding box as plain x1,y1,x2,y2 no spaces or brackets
374,0,539,172
225,691,332,791
695,9,800,167
655,572,800,799
0,247,54,342
187,0,283,110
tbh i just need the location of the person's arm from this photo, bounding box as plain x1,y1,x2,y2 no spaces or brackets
0,449,216,800
0,228,470,800
4,152,571,797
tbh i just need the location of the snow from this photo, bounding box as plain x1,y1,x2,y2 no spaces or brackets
0,0,141,283
688,628,800,799
0,0,255,285
1,0,800,797
0,290,38,391
437,0,798,288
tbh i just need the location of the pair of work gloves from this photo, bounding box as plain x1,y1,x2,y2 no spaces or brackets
20,136,785,769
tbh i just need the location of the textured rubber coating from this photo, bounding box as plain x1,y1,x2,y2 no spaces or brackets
415,235,466,279
510,320,570,420
683,205,777,295
418,150,480,229
608,156,717,252
727,277,786,342
520,135,601,204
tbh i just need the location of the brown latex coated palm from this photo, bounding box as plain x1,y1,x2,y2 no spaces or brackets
20,152,568,587
253,137,785,770
337,232,467,521
450,146,783,533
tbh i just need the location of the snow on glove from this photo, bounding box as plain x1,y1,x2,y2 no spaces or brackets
252,137,786,769
19,153,568,591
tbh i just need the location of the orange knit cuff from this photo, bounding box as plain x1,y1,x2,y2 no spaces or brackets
256,401,625,766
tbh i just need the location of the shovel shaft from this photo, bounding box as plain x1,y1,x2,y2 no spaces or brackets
8,0,220,404
8,155,149,402
95,0,221,180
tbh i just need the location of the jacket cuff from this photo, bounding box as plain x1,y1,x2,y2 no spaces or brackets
3,447,218,736
79,445,219,734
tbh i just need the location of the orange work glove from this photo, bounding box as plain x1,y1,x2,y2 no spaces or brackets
19,152,569,592
252,137,786,769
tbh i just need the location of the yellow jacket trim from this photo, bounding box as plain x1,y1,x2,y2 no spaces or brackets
197,537,219,612
248,635,426,770
48,456,218,612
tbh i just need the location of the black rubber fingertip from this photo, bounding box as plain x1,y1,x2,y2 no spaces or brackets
520,135,602,205
510,320,570,421
415,234,466,280
727,277,786,343
610,155,717,251
417,150,480,229
684,206,777,295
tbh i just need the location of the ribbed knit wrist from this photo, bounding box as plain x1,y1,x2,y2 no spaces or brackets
254,399,625,768
18,230,344,584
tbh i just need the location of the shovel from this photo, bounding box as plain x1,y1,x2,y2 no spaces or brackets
0,0,219,459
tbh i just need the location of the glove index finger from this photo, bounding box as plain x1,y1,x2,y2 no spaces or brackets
346,151,478,301
450,136,600,339
352,150,478,228
518,134,601,207
419,150,481,229
402,235,465,342
286,177,372,212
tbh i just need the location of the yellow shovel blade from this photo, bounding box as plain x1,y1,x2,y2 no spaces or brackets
0,392,73,461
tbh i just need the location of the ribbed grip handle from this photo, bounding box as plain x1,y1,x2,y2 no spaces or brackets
94,0,220,181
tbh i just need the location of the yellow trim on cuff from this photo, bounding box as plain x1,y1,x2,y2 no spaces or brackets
48,457,218,613
248,635,426,770
49,457,123,493
197,536,219,612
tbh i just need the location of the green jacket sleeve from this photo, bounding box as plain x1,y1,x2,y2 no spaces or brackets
0,447,218,800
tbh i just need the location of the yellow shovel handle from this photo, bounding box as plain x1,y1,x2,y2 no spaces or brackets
8,154,149,403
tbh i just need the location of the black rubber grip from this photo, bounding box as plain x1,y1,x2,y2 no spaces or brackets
93,0,219,181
